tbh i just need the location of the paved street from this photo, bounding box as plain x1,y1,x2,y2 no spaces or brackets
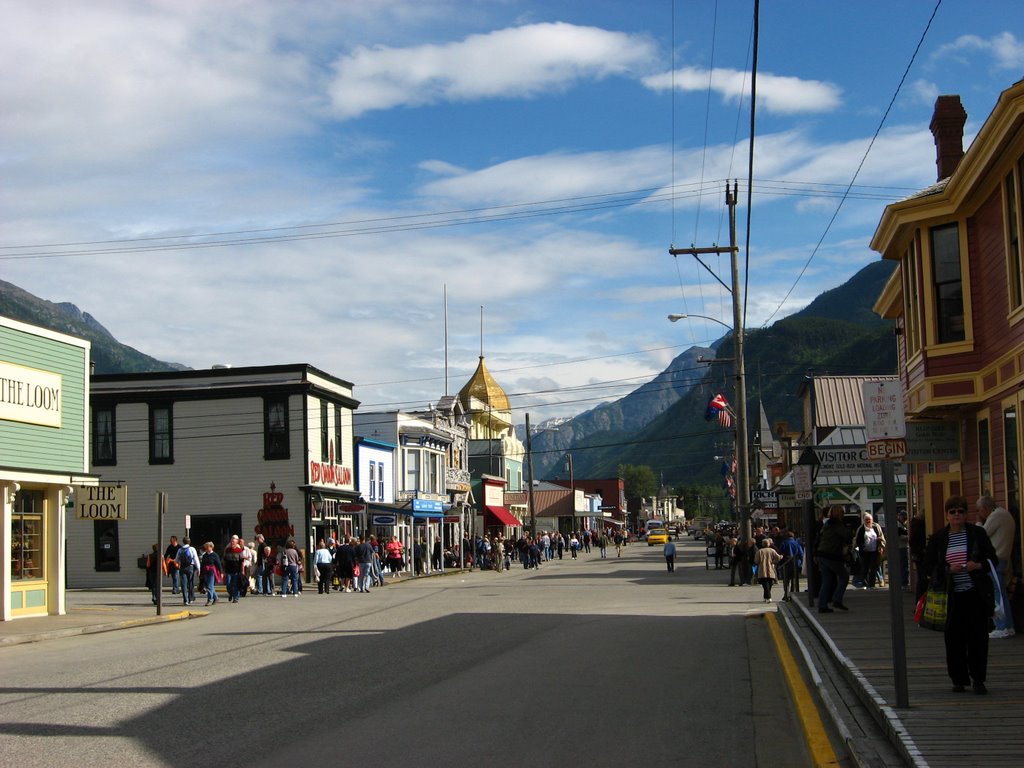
0,539,820,767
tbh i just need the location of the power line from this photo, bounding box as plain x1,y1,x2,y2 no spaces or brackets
760,0,943,326
0,179,916,261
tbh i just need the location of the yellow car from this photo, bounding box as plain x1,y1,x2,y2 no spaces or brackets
647,529,670,546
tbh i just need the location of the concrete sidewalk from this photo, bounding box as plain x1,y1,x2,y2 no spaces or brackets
0,590,203,646
0,568,458,647
781,584,1024,767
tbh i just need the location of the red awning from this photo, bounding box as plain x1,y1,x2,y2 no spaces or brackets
485,505,522,527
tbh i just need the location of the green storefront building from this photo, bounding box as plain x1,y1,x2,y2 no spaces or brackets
1,315,92,619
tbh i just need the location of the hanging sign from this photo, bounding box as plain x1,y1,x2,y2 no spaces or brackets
73,484,128,520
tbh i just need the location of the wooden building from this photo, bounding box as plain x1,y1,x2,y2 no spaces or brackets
873,80,1024,544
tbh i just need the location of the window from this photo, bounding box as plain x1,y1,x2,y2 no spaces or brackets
403,449,420,493
334,406,343,465
403,447,443,494
1006,168,1022,312
930,223,965,344
979,417,991,494
378,460,385,501
368,461,377,501
320,401,329,461
93,520,120,572
426,451,441,494
1006,405,1019,515
903,236,922,357
11,491,44,581
93,405,116,465
149,403,173,464
264,397,290,460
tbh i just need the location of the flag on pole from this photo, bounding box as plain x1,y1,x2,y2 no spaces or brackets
705,393,732,427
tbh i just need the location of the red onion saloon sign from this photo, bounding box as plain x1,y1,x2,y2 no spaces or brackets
0,361,62,428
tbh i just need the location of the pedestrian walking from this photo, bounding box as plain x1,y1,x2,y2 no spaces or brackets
663,539,676,572
815,505,852,613
977,494,1016,638
755,538,783,603
199,542,222,606
175,537,199,605
924,495,997,694
314,539,333,594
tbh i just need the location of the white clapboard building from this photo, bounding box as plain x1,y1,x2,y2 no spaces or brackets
66,364,360,588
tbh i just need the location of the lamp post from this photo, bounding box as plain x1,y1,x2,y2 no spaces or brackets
670,307,750,540
667,313,731,328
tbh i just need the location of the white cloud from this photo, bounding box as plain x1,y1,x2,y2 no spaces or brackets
932,31,1024,70
327,22,657,119
418,146,670,205
642,66,841,114
909,78,940,107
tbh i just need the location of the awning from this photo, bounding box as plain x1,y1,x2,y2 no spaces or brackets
485,505,522,527
601,515,625,526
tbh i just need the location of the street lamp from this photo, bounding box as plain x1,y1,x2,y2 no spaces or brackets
667,313,731,328
667,306,751,541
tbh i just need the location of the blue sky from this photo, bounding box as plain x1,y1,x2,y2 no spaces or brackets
3,1,1022,421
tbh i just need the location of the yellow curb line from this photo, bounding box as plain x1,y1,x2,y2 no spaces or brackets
764,611,841,768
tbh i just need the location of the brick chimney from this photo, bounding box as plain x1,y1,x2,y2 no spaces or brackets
929,94,967,181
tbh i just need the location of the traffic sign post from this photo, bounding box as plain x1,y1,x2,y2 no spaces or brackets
863,379,906,441
862,380,909,709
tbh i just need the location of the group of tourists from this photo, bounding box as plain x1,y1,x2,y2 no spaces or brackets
469,529,627,571
723,526,805,604
151,525,632,605
153,532,413,605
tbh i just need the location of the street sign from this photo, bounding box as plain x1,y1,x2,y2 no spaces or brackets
905,421,960,462
815,445,880,475
793,465,812,500
867,437,907,460
412,498,444,513
863,380,906,441
751,489,779,508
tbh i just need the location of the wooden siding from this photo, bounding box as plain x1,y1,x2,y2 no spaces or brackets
68,393,311,588
0,325,88,473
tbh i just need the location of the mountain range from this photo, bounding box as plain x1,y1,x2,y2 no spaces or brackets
2,260,897,488
528,259,898,486
0,279,186,374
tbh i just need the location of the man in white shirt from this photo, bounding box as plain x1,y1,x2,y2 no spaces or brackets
977,495,1016,638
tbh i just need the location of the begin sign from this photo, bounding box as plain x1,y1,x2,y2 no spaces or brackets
867,438,907,460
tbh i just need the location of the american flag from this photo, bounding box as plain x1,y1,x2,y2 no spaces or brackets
705,393,732,427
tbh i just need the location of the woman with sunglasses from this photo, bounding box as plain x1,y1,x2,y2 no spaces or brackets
923,495,997,694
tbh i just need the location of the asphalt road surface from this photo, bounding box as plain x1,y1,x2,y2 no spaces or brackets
0,538,816,767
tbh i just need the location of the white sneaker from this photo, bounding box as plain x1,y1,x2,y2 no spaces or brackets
990,628,1010,639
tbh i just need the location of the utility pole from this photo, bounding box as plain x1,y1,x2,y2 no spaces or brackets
525,413,537,538
670,181,751,541
567,453,575,535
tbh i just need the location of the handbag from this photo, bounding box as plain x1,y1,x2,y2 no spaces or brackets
919,587,948,631
353,563,361,577
988,560,1006,622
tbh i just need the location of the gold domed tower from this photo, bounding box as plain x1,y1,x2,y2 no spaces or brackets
458,355,511,439
458,353,525,490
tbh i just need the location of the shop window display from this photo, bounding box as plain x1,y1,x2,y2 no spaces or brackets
11,492,44,581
